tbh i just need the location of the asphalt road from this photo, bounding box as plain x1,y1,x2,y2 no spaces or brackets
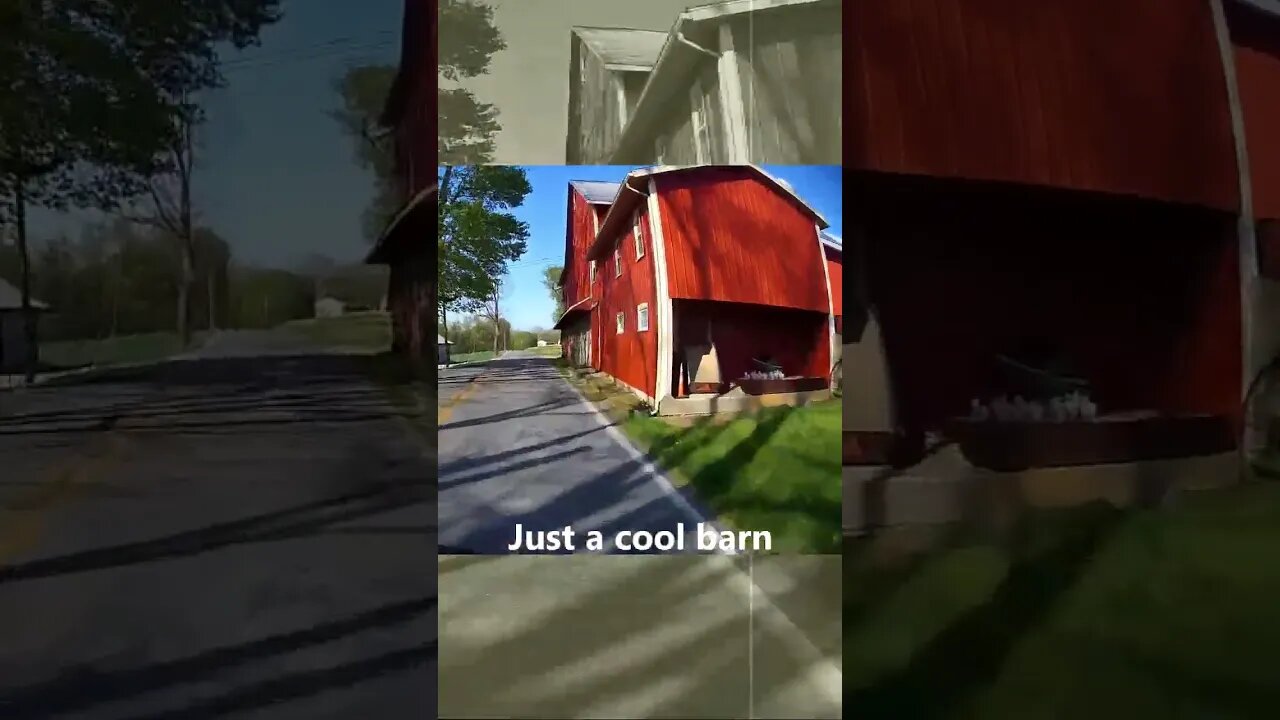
437,351,721,554
0,350,435,719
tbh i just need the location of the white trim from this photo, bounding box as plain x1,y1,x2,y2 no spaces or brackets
614,247,623,277
648,177,676,410
1210,0,1259,406
615,75,629,131
633,211,645,259
689,76,709,164
603,63,655,72
815,223,837,382
682,0,828,22
637,302,651,332
716,23,750,162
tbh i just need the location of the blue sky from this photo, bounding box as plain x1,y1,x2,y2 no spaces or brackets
493,166,844,331
31,0,401,269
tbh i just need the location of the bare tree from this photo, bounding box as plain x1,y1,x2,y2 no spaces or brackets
121,102,200,347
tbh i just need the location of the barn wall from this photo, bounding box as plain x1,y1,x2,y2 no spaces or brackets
856,174,1242,433
561,190,598,310
845,0,1239,211
675,300,829,383
732,1,842,164
1228,1,1280,221
655,169,828,313
576,45,627,164
598,203,659,398
824,246,842,318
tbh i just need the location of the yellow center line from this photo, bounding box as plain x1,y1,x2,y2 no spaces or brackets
438,372,487,425
0,432,131,566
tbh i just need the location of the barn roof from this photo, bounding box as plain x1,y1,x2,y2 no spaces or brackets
820,231,842,252
0,277,48,310
587,164,831,261
569,180,622,205
570,27,667,71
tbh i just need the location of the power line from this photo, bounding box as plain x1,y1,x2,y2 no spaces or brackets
220,32,395,68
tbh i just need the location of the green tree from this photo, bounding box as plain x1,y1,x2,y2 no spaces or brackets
1,0,282,375
543,265,564,323
330,64,401,242
438,165,531,345
439,0,506,163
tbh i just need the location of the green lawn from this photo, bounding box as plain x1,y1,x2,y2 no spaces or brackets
39,331,206,369
554,360,841,553
524,344,562,358
283,311,391,351
843,483,1280,718
447,350,496,364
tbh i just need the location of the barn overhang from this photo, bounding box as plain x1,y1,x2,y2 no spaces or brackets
553,296,596,330
367,183,436,265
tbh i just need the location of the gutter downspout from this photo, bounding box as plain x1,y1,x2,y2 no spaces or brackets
1209,0,1261,468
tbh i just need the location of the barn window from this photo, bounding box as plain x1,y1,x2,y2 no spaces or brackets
634,213,645,259
690,76,712,163
615,247,622,277
637,303,650,331
589,260,595,285
616,311,625,334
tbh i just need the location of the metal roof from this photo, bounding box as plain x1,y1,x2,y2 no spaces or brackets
569,180,622,205
0,277,48,310
570,27,667,70
820,231,842,251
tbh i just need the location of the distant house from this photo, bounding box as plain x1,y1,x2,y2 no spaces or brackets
365,0,436,362
537,339,549,347
554,165,840,415
0,277,49,373
565,0,841,165
438,335,452,365
314,296,346,318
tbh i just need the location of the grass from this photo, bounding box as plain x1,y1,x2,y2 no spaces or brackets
553,358,842,553
283,311,391,351
842,483,1280,718
524,344,563,358
39,331,206,369
447,350,497,364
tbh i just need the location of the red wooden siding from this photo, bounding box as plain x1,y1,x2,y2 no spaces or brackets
597,205,659,398
856,175,1242,434
676,301,830,382
562,190,598,309
655,170,828,313
824,246,842,319
1229,2,1280,221
845,0,1239,212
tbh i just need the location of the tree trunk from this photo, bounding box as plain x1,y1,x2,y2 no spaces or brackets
441,302,449,363
207,270,217,330
176,108,196,348
15,177,37,383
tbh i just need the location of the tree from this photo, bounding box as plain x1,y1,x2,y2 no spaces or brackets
437,165,531,345
543,265,564,323
439,0,506,163
117,1,282,348
1,0,282,374
330,64,400,242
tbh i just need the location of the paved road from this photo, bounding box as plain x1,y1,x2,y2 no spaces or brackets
0,350,435,719
437,351,720,554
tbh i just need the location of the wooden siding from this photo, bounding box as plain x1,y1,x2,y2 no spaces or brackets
731,2,842,164
561,190,598,311
824,246,842,318
676,300,829,383
573,42,627,164
1228,2,1280,220
855,174,1242,434
845,0,1239,211
597,206,659,398
655,169,828,313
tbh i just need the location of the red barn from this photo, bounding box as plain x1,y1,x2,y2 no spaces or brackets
841,0,1280,513
556,165,841,415
365,0,437,362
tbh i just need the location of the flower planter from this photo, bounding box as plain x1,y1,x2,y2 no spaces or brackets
943,415,1236,471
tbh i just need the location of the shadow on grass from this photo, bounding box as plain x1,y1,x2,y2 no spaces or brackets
845,501,1124,717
